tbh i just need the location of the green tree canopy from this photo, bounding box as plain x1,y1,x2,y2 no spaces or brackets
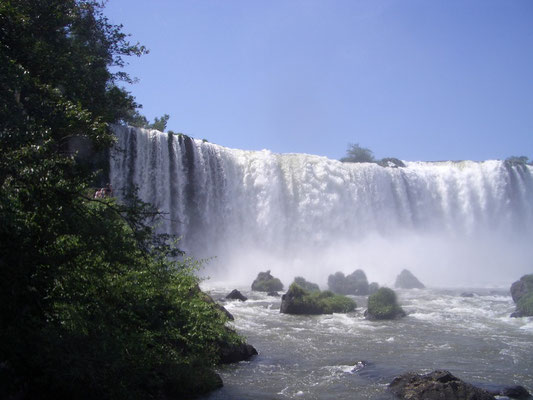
0,1,237,398
340,143,376,163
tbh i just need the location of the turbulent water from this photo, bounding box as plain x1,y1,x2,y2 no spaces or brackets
110,126,533,287
199,284,533,400
110,126,533,398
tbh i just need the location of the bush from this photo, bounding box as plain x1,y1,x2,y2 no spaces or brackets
366,288,406,320
280,284,356,315
251,270,284,292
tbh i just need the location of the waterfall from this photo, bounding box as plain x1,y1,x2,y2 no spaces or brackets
110,126,533,287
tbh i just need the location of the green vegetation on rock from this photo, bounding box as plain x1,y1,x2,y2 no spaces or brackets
251,270,284,292
280,284,356,315
0,1,240,398
293,276,320,292
516,291,533,317
366,288,406,320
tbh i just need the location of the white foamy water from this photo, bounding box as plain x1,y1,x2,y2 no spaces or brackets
200,285,532,400
110,126,533,288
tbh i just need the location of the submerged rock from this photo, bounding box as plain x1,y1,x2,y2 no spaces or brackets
388,370,495,400
394,269,425,289
251,270,284,292
460,292,475,298
510,274,533,317
328,269,369,295
365,287,406,320
280,284,356,315
226,289,247,301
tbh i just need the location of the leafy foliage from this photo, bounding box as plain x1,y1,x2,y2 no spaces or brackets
0,1,237,398
281,284,356,315
340,144,406,168
340,143,375,163
366,288,406,320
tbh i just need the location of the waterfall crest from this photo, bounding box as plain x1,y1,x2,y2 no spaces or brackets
110,126,533,286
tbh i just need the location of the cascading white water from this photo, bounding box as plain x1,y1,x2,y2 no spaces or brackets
110,126,533,287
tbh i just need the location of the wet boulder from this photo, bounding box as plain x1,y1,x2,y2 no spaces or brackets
328,269,369,295
394,269,425,289
217,327,258,364
251,270,284,292
280,284,356,315
226,289,247,301
510,274,533,317
365,287,406,320
389,370,495,400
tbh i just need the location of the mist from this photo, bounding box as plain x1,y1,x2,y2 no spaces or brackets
110,126,533,289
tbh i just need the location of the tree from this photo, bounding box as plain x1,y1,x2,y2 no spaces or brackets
0,1,237,398
340,143,376,163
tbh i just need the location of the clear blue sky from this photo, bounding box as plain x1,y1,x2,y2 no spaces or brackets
105,0,533,161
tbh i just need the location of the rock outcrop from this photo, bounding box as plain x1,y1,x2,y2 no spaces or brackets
365,287,406,320
510,274,533,317
388,370,495,400
328,269,369,295
251,270,284,292
226,289,247,301
394,269,425,289
218,332,258,364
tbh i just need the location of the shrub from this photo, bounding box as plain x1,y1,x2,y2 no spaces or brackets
280,284,356,315
251,270,283,292
366,288,406,320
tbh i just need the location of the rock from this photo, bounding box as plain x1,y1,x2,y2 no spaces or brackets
194,285,234,320
510,274,533,303
267,291,280,297
368,282,380,295
293,276,320,292
251,270,284,292
377,157,406,168
500,385,531,399
280,283,356,315
510,274,533,317
365,287,406,320
485,384,532,399
388,370,495,400
460,292,475,298
394,269,425,289
328,269,369,295
226,289,247,301
218,340,258,364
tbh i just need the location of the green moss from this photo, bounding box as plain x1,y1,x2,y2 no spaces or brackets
281,284,356,315
251,270,284,292
517,292,533,317
367,287,405,320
